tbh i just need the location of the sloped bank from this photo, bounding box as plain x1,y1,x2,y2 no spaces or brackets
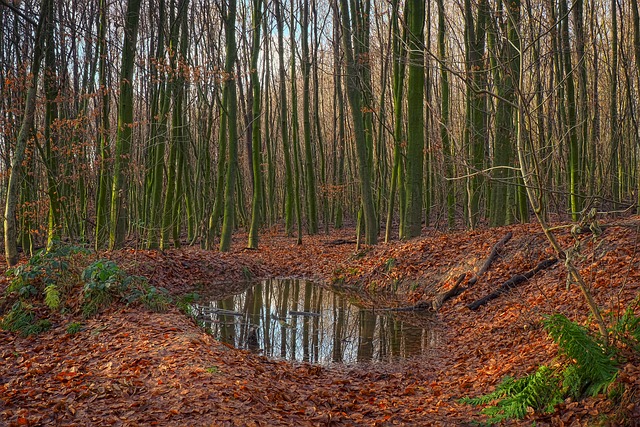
1,219,639,425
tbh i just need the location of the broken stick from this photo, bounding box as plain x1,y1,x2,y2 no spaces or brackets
467,257,558,310
467,231,512,288
433,231,513,310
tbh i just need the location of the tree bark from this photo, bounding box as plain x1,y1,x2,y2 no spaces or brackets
109,0,143,249
4,0,50,266
467,258,558,310
338,0,377,245
248,0,264,249
403,0,426,239
219,0,238,252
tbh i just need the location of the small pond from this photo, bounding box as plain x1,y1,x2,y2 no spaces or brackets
190,278,437,364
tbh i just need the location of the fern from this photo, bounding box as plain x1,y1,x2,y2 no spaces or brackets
460,376,520,406
463,366,563,423
462,314,622,423
613,305,640,348
44,284,61,310
1,301,35,334
125,282,172,312
66,322,83,334
0,301,51,336
176,292,200,315
543,314,618,397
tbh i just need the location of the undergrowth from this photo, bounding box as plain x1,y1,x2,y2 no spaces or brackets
1,243,171,336
462,311,640,424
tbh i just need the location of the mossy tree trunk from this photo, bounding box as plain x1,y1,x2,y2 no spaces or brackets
109,0,143,249
4,0,50,266
338,0,377,245
403,0,426,239
437,0,455,230
384,0,406,243
301,0,318,235
463,0,488,229
274,0,294,236
219,0,238,252
247,0,264,249
95,0,111,250
488,0,520,227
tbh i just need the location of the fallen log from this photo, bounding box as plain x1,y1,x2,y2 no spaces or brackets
433,232,512,310
324,238,357,246
431,273,466,310
375,232,515,312
288,310,321,317
467,257,558,310
376,300,433,312
467,231,512,288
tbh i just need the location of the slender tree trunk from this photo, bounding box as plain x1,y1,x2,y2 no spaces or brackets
558,0,580,221
42,0,60,246
331,0,346,229
290,0,303,244
489,0,519,227
95,0,111,250
572,0,589,204
464,0,488,229
384,0,406,243
633,0,640,213
338,0,377,245
109,0,143,249
145,0,168,249
608,0,618,204
301,0,318,234
403,0,426,239
207,25,230,248
4,0,50,266
312,1,328,234
274,0,294,236
248,0,264,249
437,0,454,229
161,0,190,249
262,13,275,226
219,0,238,252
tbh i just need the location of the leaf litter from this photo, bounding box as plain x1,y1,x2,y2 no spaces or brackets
1,218,640,426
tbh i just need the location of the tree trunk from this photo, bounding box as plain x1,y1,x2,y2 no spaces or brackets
403,0,426,239
219,0,238,252
248,0,264,249
274,0,294,236
4,0,50,266
42,0,60,246
437,0,455,229
338,0,377,245
489,0,519,227
384,0,406,243
464,0,488,229
301,0,318,235
109,0,143,249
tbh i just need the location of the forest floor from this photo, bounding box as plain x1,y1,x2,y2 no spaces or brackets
1,218,640,426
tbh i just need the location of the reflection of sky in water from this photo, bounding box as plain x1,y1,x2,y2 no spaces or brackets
191,278,438,364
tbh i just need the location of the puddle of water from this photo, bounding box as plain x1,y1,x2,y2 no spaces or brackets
191,278,437,364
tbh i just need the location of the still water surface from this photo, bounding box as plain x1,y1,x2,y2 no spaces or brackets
191,278,436,364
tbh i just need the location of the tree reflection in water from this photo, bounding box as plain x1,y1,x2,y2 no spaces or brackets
192,278,438,364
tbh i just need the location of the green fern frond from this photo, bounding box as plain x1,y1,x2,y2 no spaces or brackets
480,366,563,423
44,284,61,310
614,306,640,346
0,301,50,336
544,314,618,397
460,376,530,407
